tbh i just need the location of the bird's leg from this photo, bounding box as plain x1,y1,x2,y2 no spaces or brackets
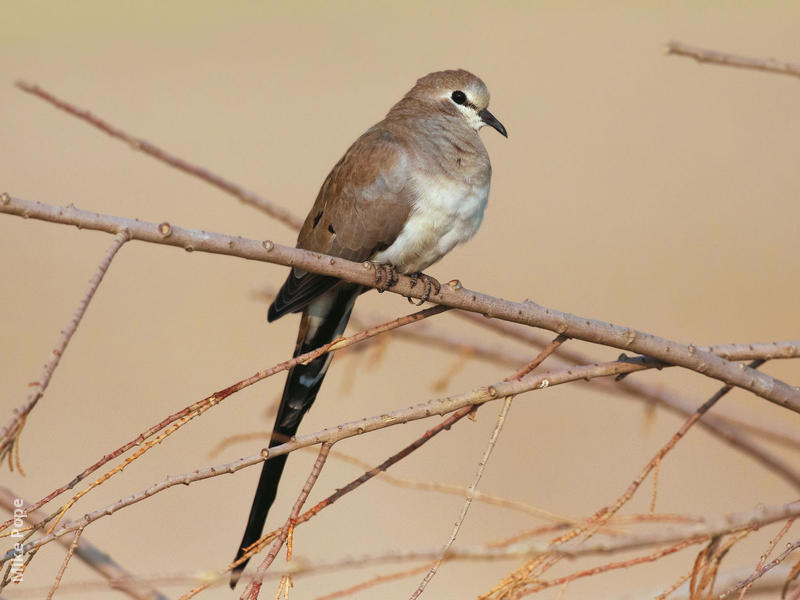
407,272,442,305
374,263,399,293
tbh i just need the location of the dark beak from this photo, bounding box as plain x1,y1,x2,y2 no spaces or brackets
478,108,508,138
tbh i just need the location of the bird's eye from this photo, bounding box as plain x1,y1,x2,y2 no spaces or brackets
451,90,467,105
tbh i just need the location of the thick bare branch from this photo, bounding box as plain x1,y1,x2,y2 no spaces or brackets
1,194,798,412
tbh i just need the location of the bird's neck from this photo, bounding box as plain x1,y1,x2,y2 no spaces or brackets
387,100,488,172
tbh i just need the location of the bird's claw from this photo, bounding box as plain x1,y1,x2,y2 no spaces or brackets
374,263,399,293
406,272,441,305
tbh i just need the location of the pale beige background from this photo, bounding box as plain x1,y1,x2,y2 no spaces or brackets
1,2,799,599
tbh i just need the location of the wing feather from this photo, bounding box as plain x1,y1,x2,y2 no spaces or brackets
268,125,414,320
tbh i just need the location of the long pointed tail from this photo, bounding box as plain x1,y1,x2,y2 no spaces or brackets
230,285,358,588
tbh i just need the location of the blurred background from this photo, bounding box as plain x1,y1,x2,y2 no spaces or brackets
1,1,799,598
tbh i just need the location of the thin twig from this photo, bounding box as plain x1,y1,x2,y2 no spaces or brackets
316,563,434,600
223,405,480,588
707,413,800,453
410,334,567,598
173,500,800,573
666,41,800,79
733,517,795,599
7,504,800,598
520,538,699,595
590,360,765,536
410,396,514,599
2,195,798,412
647,565,793,600
15,81,304,229
321,447,575,524
244,443,333,600
179,405,480,600
155,340,567,599
605,370,800,489
225,448,697,554
45,527,83,600
0,487,167,600
188,500,800,581
345,304,528,370
0,304,449,537
456,311,800,488
484,360,771,597
594,359,767,529
655,570,693,600
5,356,795,564
0,231,129,468
723,530,799,597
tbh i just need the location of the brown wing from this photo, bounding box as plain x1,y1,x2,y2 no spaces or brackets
268,126,414,321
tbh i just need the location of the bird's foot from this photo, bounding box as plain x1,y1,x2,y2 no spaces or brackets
374,263,399,293
407,272,441,305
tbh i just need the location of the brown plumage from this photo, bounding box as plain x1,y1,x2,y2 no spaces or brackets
269,125,413,319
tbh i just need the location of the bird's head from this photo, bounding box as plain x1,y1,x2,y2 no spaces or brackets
405,69,507,138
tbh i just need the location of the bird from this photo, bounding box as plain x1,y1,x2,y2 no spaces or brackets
231,68,506,588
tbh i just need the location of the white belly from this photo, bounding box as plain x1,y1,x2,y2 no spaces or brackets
373,174,489,274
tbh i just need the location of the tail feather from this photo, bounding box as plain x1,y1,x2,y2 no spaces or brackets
230,284,359,588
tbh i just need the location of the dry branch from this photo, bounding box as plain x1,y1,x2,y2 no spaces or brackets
456,311,800,488
722,521,797,597
4,348,795,564
148,500,800,589
667,41,800,79
191,406,483,600
482,360,783,597
411,335,566,597
0,305,449,539
0,231,129,467
153,500,800,569
654,565,794,600
350,305,800,489
231,335,566,591
15,81,305,230
410,396,514,599
0,487,167,600
1,194,798,414
45,527,83,600
244,443,333,599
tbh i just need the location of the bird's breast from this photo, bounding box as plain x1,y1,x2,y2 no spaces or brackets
372,172,490,274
